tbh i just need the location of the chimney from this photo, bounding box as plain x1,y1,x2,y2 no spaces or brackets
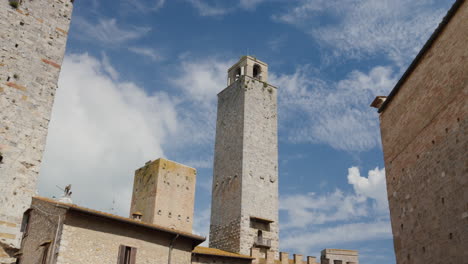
370,96,387,109
131,211,143,221
294,254,303,264
307,256,317,264
266,250,275,264
280,252,289,264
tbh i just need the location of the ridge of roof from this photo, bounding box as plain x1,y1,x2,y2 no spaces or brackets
378,0,465,113
33,196,205,242
192,246,254,259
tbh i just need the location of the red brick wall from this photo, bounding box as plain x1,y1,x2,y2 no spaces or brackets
379,1,468,263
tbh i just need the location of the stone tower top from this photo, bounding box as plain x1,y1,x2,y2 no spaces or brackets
227,56,269,85
129,158,197,233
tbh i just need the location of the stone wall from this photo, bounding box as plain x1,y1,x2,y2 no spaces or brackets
210,77,245,253
56,210,194,264
240,75,279,255
18,198,67,264
378,1,468,263
210,56,279,256
130,158,197,232
320,249,358,264
0,0,74,261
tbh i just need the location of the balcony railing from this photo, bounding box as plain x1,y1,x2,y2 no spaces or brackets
254,238,271,248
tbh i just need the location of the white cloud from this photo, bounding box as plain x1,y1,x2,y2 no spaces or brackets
74,17,151,45
274,0,449,65
128,47,163,61
239,0,266,10
121,0,165,13
272,65,397,152
280,190,368,229
280,166,390,253
281,221,392,253
186,0,230,16
172,58,233,103
39,53,178,216
348,167,388,213
186,0,266,16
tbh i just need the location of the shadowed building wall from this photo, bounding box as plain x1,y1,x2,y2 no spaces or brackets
376,0,467,263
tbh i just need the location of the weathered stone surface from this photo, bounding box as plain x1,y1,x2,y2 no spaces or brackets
130,158,197,233
378,1,468,263
0,0,74,262
210,56,279,256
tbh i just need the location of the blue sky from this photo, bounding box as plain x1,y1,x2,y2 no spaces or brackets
37,0,456,263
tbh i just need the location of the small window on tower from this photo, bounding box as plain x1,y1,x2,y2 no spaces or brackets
235,67,241,81
250,216,272,231
253,64,261,79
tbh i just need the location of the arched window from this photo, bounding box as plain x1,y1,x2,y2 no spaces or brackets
258,230,263,240
253,64,261,79
235,67,241,81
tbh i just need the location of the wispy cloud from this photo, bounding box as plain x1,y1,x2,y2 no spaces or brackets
186,0,267,16
128,47,163,61
74,17,151,45
281,221,392,253
274,0,450,65
121,0,165,13
273,65,397,152
280,167,390,253
186,0,231,16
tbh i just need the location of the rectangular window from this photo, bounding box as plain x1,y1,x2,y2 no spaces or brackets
250,216,272,231
118,245,137,264
20,209,32,237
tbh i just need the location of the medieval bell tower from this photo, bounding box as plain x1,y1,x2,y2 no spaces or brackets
209,56,279,256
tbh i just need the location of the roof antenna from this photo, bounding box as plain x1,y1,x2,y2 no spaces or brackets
57,184,73,204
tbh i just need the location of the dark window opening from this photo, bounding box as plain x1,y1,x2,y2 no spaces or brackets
118,245,137,264
253,64,261,79
250,217,272,231
40,243,50,264
257,230,263,240
20,209,32,236
235,67,241,81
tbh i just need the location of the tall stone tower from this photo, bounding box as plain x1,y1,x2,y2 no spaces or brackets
209,56,279,256
130,158,197,232
0,0,74,261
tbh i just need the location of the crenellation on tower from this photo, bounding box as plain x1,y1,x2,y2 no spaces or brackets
0,0,74,262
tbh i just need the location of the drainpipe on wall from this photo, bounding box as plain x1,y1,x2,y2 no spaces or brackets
168,234,179,264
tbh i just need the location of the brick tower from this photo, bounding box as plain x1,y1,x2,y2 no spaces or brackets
0,0,74,261
209,56,279,256
130,158,197,233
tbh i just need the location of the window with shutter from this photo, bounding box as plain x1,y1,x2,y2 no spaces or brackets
117,245,137,264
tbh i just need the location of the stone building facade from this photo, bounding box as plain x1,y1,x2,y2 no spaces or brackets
19,197,205,264
374,0,467,263
130,158,197,233
320,249,358,264
210,56,279,256
0,0,74,262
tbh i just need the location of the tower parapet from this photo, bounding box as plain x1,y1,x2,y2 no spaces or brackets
0,0,74,262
